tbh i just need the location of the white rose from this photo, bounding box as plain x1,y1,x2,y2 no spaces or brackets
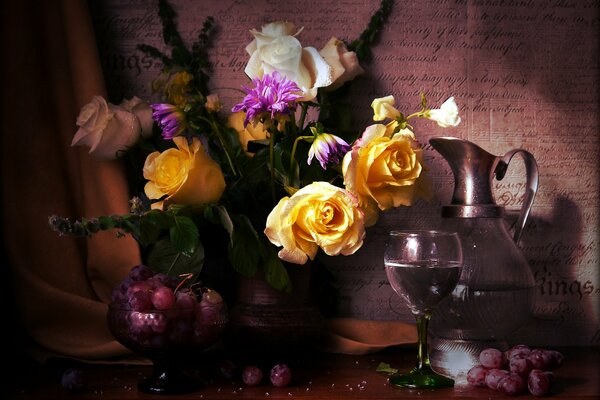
119,96,153,138
71,96,145,160
244,21,332,101
319,37,364,91
426,97,461,128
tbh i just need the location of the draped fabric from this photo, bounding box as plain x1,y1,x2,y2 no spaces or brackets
1,0,141,359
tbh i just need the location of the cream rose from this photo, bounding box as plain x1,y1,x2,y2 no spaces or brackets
72,96,151,160
319,37,364,91
264,181,365,265
343,124,425,226
143,136,226,210
244,21,332,101
371,95,401,121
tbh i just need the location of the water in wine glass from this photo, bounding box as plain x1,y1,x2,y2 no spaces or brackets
383,231,463,389
385,260,461,316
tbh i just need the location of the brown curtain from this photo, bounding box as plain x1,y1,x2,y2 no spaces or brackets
2,0,140,359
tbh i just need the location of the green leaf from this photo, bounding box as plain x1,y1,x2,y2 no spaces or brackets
263,248,293,294
204,205,233,237
170,216,199,257
144,209,173,230
376,362,398,374
147,238,204,279
139,215,162,244
228,215,260,277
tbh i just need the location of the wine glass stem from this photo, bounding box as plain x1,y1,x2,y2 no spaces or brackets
415,313,432,370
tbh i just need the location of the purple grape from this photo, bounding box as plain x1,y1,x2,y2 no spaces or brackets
219,359,237,379
195,302,221,325
509,354,532,377
168,319,193,344
528,369,551,396
129,290,152,311
480,348,505,369
126,281,153,297
270,364,292,387
112,276,134,302
242,365,263,386
148,273,170,288
485,368,509,390
176,289,197,309
128,311,153,338
505,344,531,360
528,349,553,370
61,368,86,392
466,365,488,387
547,350,564,370
129,264,154,281
202,289,223,304
148,312,169,333
544,371,555,386
152,286,175,310
497,373,526,396
111,285,127,303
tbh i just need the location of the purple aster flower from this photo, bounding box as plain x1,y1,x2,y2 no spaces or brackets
151,103,186,139
231,71,302,127
307,133,351,169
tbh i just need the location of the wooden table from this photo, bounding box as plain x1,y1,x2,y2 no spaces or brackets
4,347,598,399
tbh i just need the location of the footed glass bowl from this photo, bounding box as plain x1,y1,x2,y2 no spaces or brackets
107,286,227,395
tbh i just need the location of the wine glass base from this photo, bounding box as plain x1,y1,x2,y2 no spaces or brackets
138,366,201,395
389,367,454,389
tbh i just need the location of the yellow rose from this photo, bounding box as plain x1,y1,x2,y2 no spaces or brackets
143,136,226,210
264,181,365,265
227,111,268,154
371,95,401,121
343,124,426,226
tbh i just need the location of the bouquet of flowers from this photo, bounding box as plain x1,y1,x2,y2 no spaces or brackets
50,0,460,294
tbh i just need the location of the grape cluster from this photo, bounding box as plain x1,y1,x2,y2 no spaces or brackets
236,363,292,388
108,264,227,350
467,345,564,396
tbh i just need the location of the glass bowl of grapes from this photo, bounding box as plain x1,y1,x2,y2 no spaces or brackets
107,265,228,395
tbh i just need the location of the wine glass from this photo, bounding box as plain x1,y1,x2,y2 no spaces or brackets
384,230,463,389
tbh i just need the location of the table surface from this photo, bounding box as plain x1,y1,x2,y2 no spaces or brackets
4,346,599,399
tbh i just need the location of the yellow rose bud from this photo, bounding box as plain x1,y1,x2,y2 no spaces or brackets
371,95,401,121
143,136,226,210
165,71,193,107
205,93,222,113
264,181,365,264
343,124,426,226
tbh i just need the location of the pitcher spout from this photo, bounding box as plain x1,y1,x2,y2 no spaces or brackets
429,136,500,206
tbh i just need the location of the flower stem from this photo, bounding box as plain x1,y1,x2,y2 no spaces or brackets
406,111,427,120
289,135,312,188
200,115,240,177
298,102,309,132
268,127,277,205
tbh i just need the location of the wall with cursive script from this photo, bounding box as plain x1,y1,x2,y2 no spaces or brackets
91,0,599,346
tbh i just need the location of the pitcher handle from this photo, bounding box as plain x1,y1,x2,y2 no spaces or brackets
495,149,539,245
